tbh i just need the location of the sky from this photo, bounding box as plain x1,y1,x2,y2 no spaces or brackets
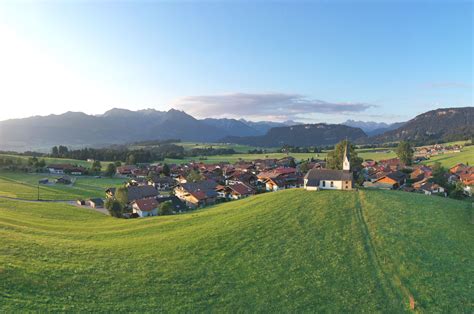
0,0,472,123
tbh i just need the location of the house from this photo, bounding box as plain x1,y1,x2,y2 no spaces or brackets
55,176,72,185
127,185,160,203
48,164,68,174
105,185,159,203
264,174,303,191
371,171,407,189
76,199,86,206
38,178,49,184
156,196,187,213
148,176,176,191
47,164,85,175
116,165,138,176
217,182,256,199
88,198,104,208
174,180,218,208
410,166,432,181
132,198,158,217
304,144,353,191
378,158,405,171
419,182,445,195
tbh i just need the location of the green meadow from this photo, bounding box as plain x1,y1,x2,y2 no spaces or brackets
0,189,472,311
421,144,474,168
0,172,125,201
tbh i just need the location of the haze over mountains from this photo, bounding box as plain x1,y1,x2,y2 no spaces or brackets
0,108,301,151
342,120,406,136
0,107,472,151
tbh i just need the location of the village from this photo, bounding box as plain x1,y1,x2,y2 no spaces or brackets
32,141,473,218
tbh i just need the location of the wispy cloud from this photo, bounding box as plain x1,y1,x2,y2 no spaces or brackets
172,93,375,121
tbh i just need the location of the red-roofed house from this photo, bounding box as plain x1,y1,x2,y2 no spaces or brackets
132,198,159,217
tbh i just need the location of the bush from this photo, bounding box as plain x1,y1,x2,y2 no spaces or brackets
105,198,123,218
158,201,174,216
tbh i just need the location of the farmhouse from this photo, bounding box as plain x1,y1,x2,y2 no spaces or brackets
370,171,407,189
304,144,353,191
48,164,85,175
174,180,218,208
132,198,158,217
105,185,160,203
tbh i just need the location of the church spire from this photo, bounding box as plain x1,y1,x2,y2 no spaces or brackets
343,141,350,171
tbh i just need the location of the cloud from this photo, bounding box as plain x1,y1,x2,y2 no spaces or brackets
172,93,375,121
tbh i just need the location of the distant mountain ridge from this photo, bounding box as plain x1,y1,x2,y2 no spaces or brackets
371,107,474,143
0,106,471,151
342,120,406,136
221,124,368,147
0,108,301,151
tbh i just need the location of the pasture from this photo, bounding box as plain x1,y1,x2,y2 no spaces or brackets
0,172,125,201
0,189,472,311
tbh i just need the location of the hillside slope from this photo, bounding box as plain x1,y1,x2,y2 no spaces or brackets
373,107,474,143
221,124,368,147
0,190,472,311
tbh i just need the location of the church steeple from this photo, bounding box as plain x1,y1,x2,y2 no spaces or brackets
343,141,350,171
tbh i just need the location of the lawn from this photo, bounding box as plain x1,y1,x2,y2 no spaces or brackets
0,189,472,311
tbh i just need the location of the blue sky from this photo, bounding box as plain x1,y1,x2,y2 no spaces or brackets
0,0,472,123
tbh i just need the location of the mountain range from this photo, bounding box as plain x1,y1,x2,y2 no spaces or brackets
0,107,472,151
371,107,474,144
0,108,301,151
342,120,406,136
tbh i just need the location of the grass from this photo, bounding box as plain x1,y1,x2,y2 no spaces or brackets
0,172,126,201
421,144,474,168
2,140,472,168
0,189,472,311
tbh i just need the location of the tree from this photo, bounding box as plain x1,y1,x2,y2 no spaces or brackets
105,198,123,218
115,161,122,167
58,145,68,157
326,140,362,170
158,201,174,215
126,154,136,165
431,162,447,187
396,141,414,165
37,159,46,168
115,186,128,207
105,163,116,177
299,161,311,173
448,182,465,199
187,169,204,182
162,163,171,177
28,157,38,167
51,146,59,157
288,158,297,168
91,160,102,174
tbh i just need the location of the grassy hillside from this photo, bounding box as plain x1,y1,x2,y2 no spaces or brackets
1,189,472,311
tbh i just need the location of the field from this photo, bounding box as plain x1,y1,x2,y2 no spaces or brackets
1,141,471,168
421,144,474,168
0,172,125,201
0,189,472,311
0,154,112,168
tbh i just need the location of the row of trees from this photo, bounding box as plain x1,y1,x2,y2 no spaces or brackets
48,144,237,164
